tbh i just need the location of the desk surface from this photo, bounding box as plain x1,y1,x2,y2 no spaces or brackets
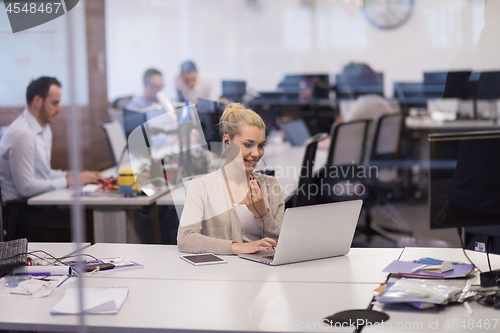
405,117,498,130
81,243,402,284
0,244,494,333
27,188,167,206
0,277,375,333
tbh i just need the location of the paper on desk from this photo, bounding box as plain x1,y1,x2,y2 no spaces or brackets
50,287,129,315
383,260,474,278
0,276,73,298
82,184,99,193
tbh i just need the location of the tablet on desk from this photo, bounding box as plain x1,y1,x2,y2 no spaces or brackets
180,253,227,266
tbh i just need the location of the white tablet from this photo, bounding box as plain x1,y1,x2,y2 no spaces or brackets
180,253,227,266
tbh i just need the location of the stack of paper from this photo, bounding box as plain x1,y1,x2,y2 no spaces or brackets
50,287,129,315
382,260,474,278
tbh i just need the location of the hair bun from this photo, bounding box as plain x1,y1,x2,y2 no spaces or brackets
220,103,244,123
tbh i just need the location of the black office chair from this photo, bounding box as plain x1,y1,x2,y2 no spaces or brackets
362,113,412,240
0,185,27,241
314,119,372,204
293,133,329,207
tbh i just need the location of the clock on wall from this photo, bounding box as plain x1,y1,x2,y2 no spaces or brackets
362,0,414,30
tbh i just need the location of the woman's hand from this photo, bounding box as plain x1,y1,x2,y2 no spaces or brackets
231,237,277,254
245,178,269,218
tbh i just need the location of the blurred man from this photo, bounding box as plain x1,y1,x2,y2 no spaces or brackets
126,68,165,112
175,60,218,104
0,76,100,202
0,76,101,241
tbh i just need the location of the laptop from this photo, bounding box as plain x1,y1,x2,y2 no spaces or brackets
239,200,362,266
278,118,311,146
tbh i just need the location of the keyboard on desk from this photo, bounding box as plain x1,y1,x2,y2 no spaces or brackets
263,255,274,260
0,238,28,271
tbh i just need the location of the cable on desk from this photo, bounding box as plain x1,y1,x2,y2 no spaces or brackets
457,228,483,274
57,253,99,263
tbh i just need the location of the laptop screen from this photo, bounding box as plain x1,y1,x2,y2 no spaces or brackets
280,119,311,146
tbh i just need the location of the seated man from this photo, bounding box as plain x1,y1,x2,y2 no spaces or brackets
175,60,218,104
0,77,100,240
306,63,396,151
126,68,165,112
126,68,177,131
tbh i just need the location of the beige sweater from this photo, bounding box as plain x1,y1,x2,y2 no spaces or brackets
177,170,285,254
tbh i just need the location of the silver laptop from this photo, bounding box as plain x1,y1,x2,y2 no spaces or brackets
239,200,362,266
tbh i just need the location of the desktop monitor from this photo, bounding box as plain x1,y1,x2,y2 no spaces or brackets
429,130,500,255
280,74,330,98
222,80,246,102
335,72,384,99
196,98,220,147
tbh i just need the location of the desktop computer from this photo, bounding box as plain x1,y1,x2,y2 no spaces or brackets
222,80,246,103
429,130,500,286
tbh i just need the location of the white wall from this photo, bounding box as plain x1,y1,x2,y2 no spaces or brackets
0,0,88,106
105,0,494,101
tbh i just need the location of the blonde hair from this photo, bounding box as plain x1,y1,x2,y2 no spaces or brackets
219,103,266,140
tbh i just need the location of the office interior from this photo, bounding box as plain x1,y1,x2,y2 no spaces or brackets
2,0,500,249
3,0,500,331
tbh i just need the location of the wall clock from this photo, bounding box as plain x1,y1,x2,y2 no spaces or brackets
362,0,414,30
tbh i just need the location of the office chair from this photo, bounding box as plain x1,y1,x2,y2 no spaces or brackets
315,119,372,202
362,113,412,241
98,120,129,168
0,184,26,241
293,132,329,207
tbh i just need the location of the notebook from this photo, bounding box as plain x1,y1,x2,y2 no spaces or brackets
239,200,362,266
50,287,129,315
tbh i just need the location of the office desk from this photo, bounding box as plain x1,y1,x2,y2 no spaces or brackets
80,243,402,284
405,117,498,131
28,189,167,244
0,276,376,332
1,244,493,332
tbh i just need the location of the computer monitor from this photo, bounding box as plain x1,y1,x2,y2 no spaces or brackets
196,98,220,147
335,72,384,99
429,130,500,256
222,80,246,102
280,74,330,98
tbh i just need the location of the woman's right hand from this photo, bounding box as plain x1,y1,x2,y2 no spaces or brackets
231,237,277,255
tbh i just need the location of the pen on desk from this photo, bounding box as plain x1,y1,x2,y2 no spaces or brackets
411,264,427,273
463,302,473,316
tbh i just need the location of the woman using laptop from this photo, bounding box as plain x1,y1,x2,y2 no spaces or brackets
177,103,284,254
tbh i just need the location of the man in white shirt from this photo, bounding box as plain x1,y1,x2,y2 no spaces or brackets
0,77,100,202
175,61,218,104
126,68,165,112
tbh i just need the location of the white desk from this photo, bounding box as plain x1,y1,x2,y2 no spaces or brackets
3,244,495,332
80,243,403,284
366,301,500,333
0,276,376,332
405,117,498,130
28,189,167,244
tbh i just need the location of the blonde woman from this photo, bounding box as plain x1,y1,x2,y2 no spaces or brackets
177,103,284,254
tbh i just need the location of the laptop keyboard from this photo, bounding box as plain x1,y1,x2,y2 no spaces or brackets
0,238,28,271
263,255,274,260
